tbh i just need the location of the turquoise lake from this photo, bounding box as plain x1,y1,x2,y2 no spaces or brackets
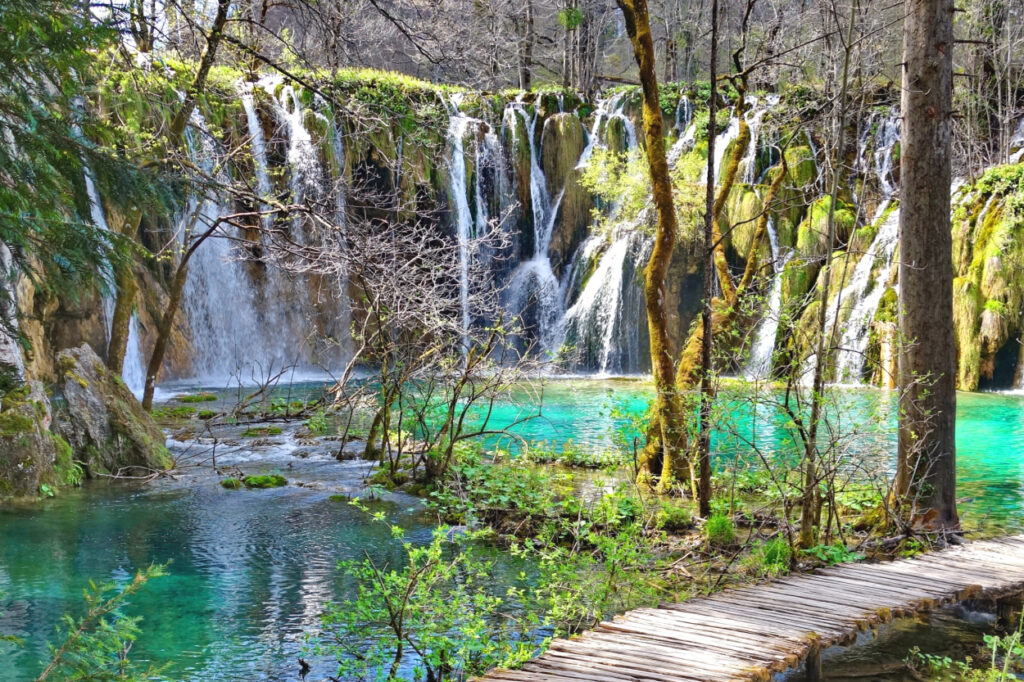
1,379,1023,680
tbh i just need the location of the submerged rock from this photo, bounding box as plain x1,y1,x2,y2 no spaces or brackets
53,344,171,477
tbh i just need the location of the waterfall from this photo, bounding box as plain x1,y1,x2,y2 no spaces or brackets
241,84,273,229
740,96,776,185
561,228,651,373
180,110,285,381
830,206,901,383
504,100,565,354
873,114,901,199
262,76,322,210
556,96,650,373
578,92,636,169
122,315,146,396
82,164,146,397
743,217,793,379
81,166,116,337
675,95,693,133
446,99,476,346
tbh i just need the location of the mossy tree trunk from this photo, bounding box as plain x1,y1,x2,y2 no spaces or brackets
107,261,138,376
676,83,750,390
168,0,231,145
616,0,688,493
142,262,187,412
895,0,959,532
694,0,721,519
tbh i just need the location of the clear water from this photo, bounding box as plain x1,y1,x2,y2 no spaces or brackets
2,379,1024,680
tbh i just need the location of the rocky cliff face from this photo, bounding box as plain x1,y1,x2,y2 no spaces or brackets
13,70,1024,399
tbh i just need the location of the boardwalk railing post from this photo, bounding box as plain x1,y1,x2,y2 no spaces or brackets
805,644,822,682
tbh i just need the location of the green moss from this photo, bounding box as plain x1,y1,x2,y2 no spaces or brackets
198,410,217,420
796,196,856,259
875,287,899,324
328,493,349,502
176,393,217,403
242,426,283,437
220,478,243,490
152,406,196,421
51,434,83,487
242,474,287,489
984,298,1006,314
654,501,693,531
0,411,35,437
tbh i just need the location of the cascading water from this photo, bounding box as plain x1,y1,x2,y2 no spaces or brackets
872,114,901,199
180,110,272,380
262,76,322,211
558,96,650,373
504,100,565,353
830,205,901,383
81,164,147,397
740,97,777,185
743,217,792,379
446,97,477,346
821,114,903,383
241,84,273,229
561,227,651,373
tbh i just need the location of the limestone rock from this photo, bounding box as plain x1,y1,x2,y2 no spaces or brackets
541,113,591,275
0,381,75,497
54,344,171,476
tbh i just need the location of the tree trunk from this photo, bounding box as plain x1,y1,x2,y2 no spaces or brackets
106,264,138,375
896,0,959,532
141,262,187,411
519,0,534,90
616,0,687,492
694,0,720,519
168,0,231,144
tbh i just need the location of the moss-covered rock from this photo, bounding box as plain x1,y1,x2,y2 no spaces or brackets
242,474,287,488
795,196,857,260
241,426,283,437
541,113,591,274
0,381,63,498
53,345,171,477
949,164,1024,389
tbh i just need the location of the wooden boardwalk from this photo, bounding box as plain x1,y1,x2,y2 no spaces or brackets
481,535,1024,682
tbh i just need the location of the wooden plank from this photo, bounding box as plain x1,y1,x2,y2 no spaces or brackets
478,533,1024,682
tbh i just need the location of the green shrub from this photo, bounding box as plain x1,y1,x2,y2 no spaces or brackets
704,513,735,546
654,501,693,531
802,542,864,565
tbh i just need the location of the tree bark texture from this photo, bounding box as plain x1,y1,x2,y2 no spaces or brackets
616,0,687,491
896,0,959,531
